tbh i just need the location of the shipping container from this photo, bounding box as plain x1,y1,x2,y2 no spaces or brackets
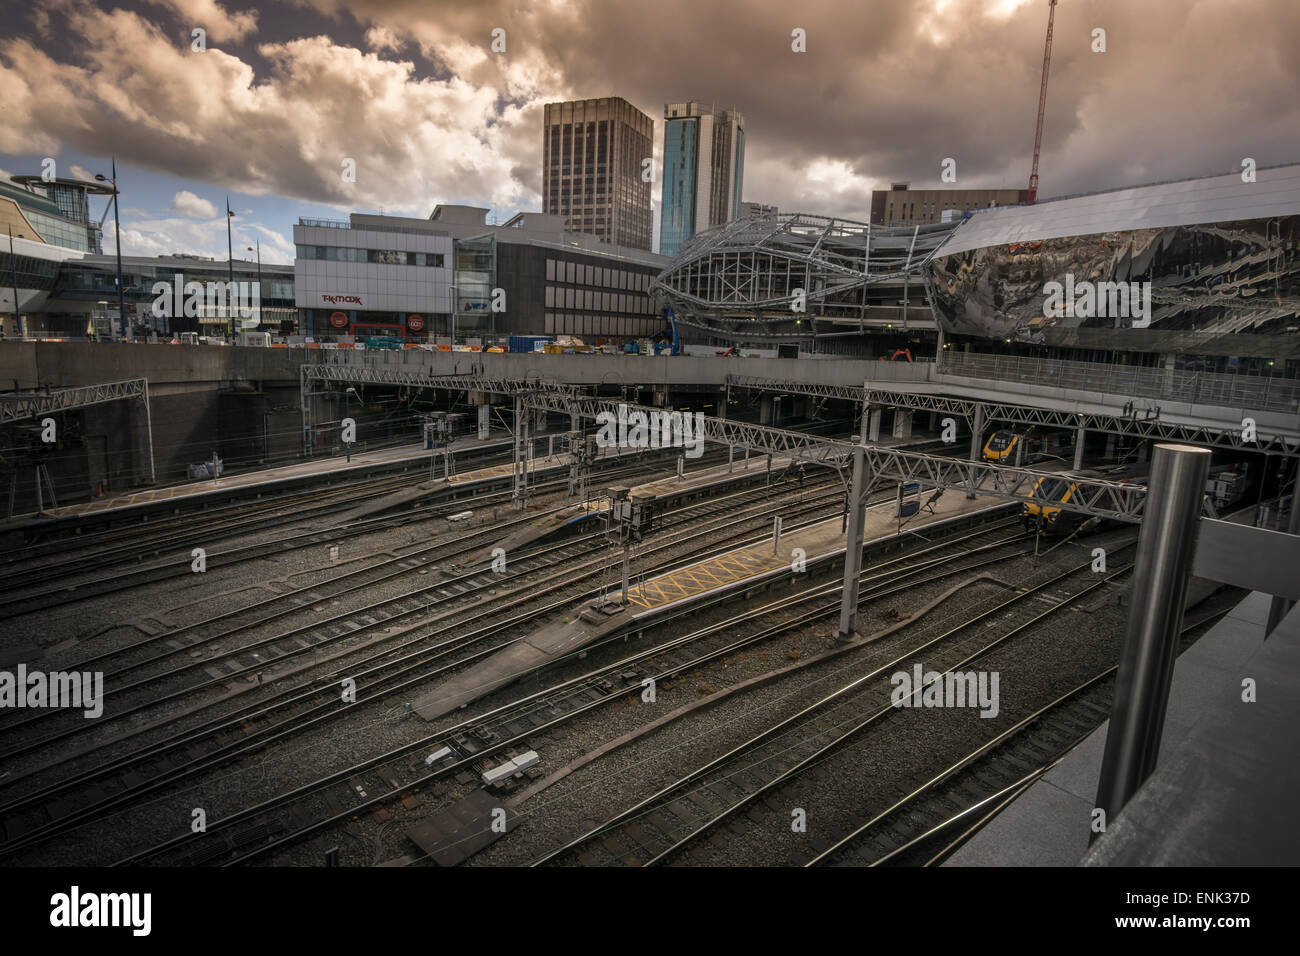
509,335,553,353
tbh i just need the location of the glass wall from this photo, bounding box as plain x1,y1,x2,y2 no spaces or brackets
453,234,496,334
659,118,697,257
24,209,90,252
295,245,445,267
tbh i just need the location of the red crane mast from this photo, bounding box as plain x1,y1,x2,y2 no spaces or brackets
1026,0,1058,204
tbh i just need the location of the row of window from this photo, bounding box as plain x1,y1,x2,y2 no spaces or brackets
296,245,446,267
544,258,653,290
544,313,663,338
545,286,654,314
885,199,999,223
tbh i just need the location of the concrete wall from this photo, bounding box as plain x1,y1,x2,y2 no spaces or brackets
0,342,302,390
0,343,306,512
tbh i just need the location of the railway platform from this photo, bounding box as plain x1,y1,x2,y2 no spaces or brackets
7,434,517,528
412,489,1008,721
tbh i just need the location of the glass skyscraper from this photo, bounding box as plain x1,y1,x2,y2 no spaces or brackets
659,101,745,257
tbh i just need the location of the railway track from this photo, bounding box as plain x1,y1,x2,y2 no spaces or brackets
0,476,844,764
529,551,1136,866
0,453,699,616
803,604,1233,868
75,515,1032,866
0,484,864,853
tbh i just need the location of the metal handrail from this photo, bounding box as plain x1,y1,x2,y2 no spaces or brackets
939,351,1299,413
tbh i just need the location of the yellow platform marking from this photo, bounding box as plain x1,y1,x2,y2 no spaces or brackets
625,545,789,610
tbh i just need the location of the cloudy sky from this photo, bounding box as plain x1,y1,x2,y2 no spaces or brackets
2,0,1297,263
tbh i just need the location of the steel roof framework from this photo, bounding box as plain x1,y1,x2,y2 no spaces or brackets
723,374,1300,457
650,214,958,334
520,391,1157,523
0,379,149,426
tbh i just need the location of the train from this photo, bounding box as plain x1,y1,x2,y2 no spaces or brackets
1021,460,1251,534
983,428,1070,464
1021,466,1147,535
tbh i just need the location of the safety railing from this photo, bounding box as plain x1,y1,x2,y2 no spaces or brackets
938,351,1299,413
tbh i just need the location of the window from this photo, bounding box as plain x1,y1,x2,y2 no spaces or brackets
545,286,555,307
546,258,555,281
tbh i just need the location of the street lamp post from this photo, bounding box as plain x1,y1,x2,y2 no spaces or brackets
246,241,262,329
93,159,126,342
226,197,235,340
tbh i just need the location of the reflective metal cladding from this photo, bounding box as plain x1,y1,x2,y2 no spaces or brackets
927,164,1300,357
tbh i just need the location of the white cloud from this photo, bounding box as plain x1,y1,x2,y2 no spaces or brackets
0,8,553,217
170,189,217,218
365,25,402,53
143,0,258,44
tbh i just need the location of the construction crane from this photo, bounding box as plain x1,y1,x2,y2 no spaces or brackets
1026,0,1058,204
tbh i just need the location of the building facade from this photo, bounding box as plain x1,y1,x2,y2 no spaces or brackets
927,163,1300,373
659,101,745,257
739,201,778,220
3,176,111,253
1,245,295,339
542,97,654,251
295,206,668,342
870,183,1028,226
294,219,454,341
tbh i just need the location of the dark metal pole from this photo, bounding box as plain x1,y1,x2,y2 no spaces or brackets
112,159,125,341
254,239,262,328
836,405,872,641
8,226,20,339
967,405,983,498
226,196,235,340
1093,443,1211,838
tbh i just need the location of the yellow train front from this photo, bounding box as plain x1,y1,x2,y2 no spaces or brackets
1022,468,1146,535
982,429,1020,463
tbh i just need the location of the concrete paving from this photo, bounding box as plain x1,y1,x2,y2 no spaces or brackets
34,440,436,520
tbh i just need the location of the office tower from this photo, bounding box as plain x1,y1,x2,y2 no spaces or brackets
659,101,745,257
542,97,654,251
